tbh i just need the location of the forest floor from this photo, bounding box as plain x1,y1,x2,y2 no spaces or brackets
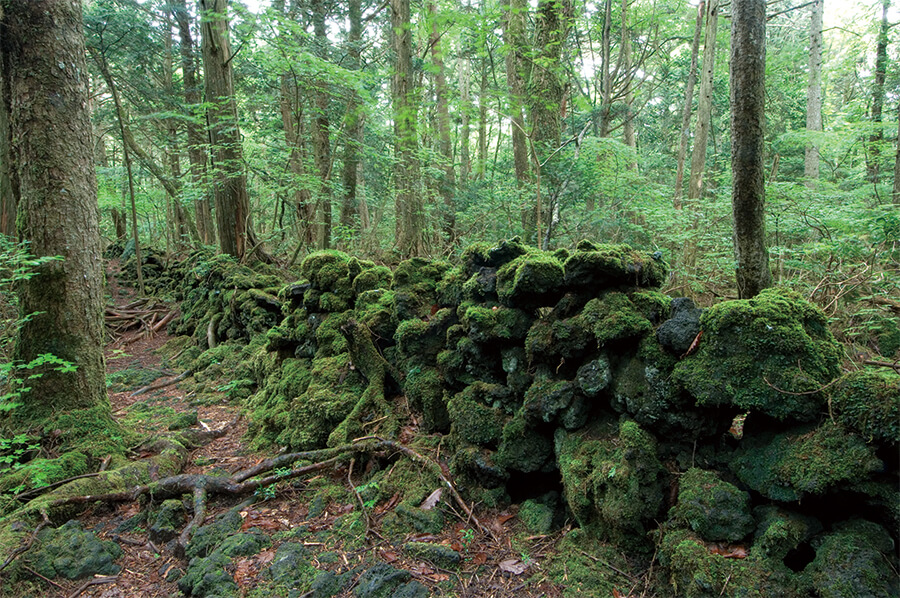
39,264,596,598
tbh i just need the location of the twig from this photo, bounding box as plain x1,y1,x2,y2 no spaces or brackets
22,565,65,590
129,370,193,397
67,574,118,598
863,359,900,373
14,473,102,501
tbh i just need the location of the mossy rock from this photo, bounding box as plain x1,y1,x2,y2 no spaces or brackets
518,492,564,534
461,238,529,275
830,370,899,444
807,519,899,598
185,508,243,560
751,505,822,562
671,468,755,542
659,528,809,598
544,528,635,598
394,308,454,358
25,520,122,580
555,420,666,547
301,250,355,296
576,292,654,347
450,447,508,490
729,422,882,502
524,313,592,363
217,530,271,557
355,289,398,343
460,304,532,345
267,542,318,588
496,252,565,309
522,377,587,429
403,366,449,432
353,563,412,598
673,289,842,421
179,551,237,597
562,243,666,291
495,410,554,473
403,542,461,568
150,499,186,544
448,386,507,447
353,265,392,295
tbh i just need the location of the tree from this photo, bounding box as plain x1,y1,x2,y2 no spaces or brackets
730,0,772,298
391,0,425,257
673,0,705,206
0,0,109,420
199,0,260,261
804,0,824,184
687,0,718,202
866,0,890,186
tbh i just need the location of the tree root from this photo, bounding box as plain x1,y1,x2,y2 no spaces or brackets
129,369,193,397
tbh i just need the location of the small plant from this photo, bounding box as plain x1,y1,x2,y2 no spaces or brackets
460,527,475,549
255,483,277,501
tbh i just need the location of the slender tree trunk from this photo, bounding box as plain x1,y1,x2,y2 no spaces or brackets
599,0,613,137
866,0,890,186
391,0,424,257
2,0,109,420
893,102,900,205
311,0,332,249
731,0,772,298
804,0,824,185
476,59,488,180
687,0,718,202
340,0,364,233
173,0,215,246
673,0,704,206
459,57,472,184
428,1,456,244
621,0,636,167
199,0,259,261
0,38,16,239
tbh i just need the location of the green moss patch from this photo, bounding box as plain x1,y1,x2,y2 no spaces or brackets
670,468,755,542
831,370,899,443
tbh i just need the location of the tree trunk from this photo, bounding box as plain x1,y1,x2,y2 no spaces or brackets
894,102,900,205
0,39,16,239
173,0,215,246
621,0,636,167
428,1,456,244
199,0,258,261
731,0,772,298
391,0,424,257
2,0,109,420
598,0,613,137
687,0,718,202
476,59,488,180
340,0,364,233
311,0,332,249
673,0,704,206
866,0,890,186
804,0,824,185
503,0,529,190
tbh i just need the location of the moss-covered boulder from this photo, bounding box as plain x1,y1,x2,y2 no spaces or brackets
25,520,122,580
460,237,529,275
555,420,666,547
671,469,755,542
496,252,565,309
562,242,667,291
495,409,555,473
807,519,898,598
673,289,842,421
729,422,882,502
459,303,532,345
267,542,317,588
751,506,822,562
179,551,237,597
447,383,508,446
575,292,654,347
830,370,899,444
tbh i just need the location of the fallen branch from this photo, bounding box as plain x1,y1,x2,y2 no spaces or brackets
863,359,900,374
129,370,193,397
67,574,118,598
0,513,50,573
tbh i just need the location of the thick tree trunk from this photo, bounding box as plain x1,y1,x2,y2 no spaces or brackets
311,0,332,249
2,0,109,419
428,1,456,244
866,0,890,186
173,0,215,246
673,0,705,206
0,41,15,239
340,0,364,233
391,0,424,257
804,0,824,185
199,0,258,261
503,0,529,190
687,0,718,202
731,0,772,298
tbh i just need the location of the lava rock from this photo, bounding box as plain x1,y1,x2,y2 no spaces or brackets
656,297,702,355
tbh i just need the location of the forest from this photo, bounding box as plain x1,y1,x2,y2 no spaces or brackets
0,0,897,596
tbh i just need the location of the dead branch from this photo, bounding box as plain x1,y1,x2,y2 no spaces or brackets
0,513,50,573
67,574,118,598
129,370,193,397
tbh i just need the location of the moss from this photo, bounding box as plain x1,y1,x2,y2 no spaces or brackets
671,469,755,542
394,309,453,358
301,250,353,293
496,252,565,309
544,529,635,598
246,357,313,449
402,367,448,432
673,289,842,421
563,243,667,290
0,450,90,494
355,289,398,343
25,520,122,580
313,311,352,358
449,447,509,491
831,370,899,443
576,292,654,347
555,420,666,548
807,520,898,598
435,266,468,305
659,528,808,598
751,506,822,561
461,238,529,275
353,265,392,295
729,423,882,501
460,304,532,345
495,410,554,473
186,508,244,559
41,404,132,460
448,386,507,446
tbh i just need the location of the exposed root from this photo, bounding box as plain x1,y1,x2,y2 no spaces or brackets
129,369,193,398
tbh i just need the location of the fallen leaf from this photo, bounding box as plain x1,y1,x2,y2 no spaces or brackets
419,488,443,510
471,552,488,565
233,558,256,585
429,573,450,582
256,549,276,566
496,513,515,525
499,559,528,575
708,543,749,559
381,549,400,563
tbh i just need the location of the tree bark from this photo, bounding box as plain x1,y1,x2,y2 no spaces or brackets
199,0,258,261
503,0,529,190
673,0,705,207
1,0,109,419
458,57,472,184
894,102,900,205
340,0,365,233
0,37,16,239
391,0,424,257
428,1,456,244
866,0,890,186
173,0,215,246
311,0,332,249
804,0,824,185
731,0,772,298
687,0,718,202
598,0,613,137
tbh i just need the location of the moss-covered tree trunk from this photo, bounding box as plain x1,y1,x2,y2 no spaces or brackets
730,0,772,298
1,0,109,419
